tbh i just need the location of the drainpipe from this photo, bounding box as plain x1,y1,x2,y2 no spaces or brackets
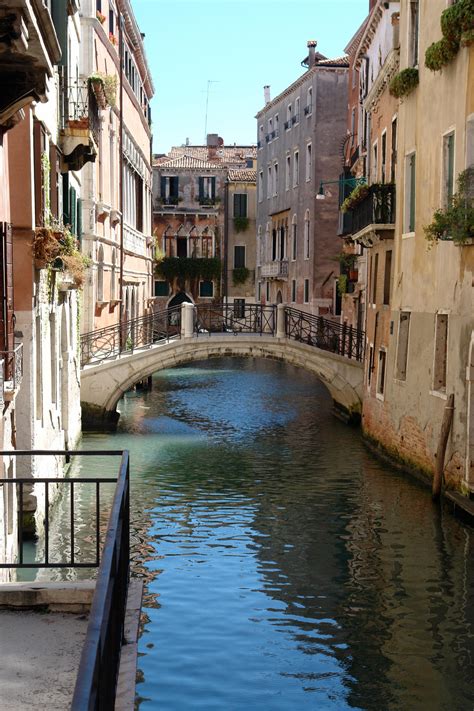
119,12,124,349
223,178,229,304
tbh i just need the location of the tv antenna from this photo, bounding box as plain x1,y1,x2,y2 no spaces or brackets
204,80,219,142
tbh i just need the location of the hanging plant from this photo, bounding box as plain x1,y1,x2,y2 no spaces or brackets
340,183,369,212
88,72,117,108
233,216,249,233
232,267,250,285
337,274,348,295
389,68,419,98
425,37,459,71
425,0,474,71
424,168,474,245
32,221,90,287
96,10,106,24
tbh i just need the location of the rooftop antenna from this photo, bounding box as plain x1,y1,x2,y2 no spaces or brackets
204,80,219,142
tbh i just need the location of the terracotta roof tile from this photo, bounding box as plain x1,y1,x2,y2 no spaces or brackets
153,154,220,170
228,169,257,183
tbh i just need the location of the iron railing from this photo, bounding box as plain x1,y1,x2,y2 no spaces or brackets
285,308,365,361
195,303,276,335
80,306,181,367
60,72,101,145
0,449,130,709
351,183,396,235
1,342,23,390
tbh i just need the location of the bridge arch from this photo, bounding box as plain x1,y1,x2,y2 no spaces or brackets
81,335,364,430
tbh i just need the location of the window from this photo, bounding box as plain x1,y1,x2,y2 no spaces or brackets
291,215,297,260
405,152,416,233
199,280,214,298
442,132,455,206
97,245,104,301
258,171,263,202
293,151,299,187
371,253,379,304
304,210,310,259
257,282,262,301
154,280,169,297
267,166,272,199
234,245,246,268
391,117,397,182
274,114,279,138
351,107,356,143
257,225,262,266
234,299,245,318
291,279,296,302
367,345,374,386
161,176,179,204
396,311,411,380
266,281,270,301
383,250,392,305
466,115,474,168
305,87,313,115
259,125,264,147
272,228,277,261
198,176,216,202
109,8,115,36
381,132,387,184
286,104,292,129
111,248,117,300
304,279,309,303
233,193,248,217
295,97,300,123
409,0,420,67
306,143,312,182
279,226,285,260
377,349,387,397
285,155,291,191
433,313,448,392
372,141,378,183
273,163,278,196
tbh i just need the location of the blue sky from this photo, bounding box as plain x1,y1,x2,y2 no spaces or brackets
132,0,369,154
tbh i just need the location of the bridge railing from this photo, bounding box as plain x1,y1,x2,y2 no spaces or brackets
285,307,365,361
80,306,181,366
194,303,276,335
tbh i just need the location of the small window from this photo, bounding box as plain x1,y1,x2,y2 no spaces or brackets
383,250,392,305
442,132,455,206
305,143,312,182
396,311,411,381
305,87,313,115
291,279,296,302
285,155,291,191
258,171,263,202
367,345,374,386
291,217,297,260
377,350,387,397
433,314,448,392
391,117,398,183
371,253,379,304
234,245,246,268
233,193,248,218
304,210,310,260
154,280,169,297
267,166,272,199
405,153,416,232
304,279,309,303
295,97,300,123
266,281,270,301
409,0,420,67
273,163,278,196
199,280,214,298
293,151,299,187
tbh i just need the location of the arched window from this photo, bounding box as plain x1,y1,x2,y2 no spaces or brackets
304,210,310,260
202,228,214,258
176,225,187,258
189,226,199,257
97,245,104,302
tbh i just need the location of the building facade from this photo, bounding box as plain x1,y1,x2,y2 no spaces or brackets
255,42,349,313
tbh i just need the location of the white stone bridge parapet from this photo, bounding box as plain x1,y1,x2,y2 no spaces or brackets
80,304,364,429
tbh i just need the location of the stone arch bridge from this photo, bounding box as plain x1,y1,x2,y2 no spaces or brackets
80,303,365,429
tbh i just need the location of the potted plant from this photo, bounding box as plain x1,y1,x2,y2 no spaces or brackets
96,10,106,24
424,168,474,245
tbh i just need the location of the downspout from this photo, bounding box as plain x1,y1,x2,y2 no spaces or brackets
223,178,229,303
119,12,124,349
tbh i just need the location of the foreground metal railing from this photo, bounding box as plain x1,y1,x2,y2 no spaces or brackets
285,307,365,361
0,450,130,709
195,303,276,335
80,306,181,366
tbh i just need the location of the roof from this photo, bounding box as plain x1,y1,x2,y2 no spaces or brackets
153,145,257,170
228,169,257,183
315,56,349,68
154,155,221,170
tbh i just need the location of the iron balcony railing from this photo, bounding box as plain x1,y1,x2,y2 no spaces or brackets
80,306,181,367
351,183,396,235
162,196,179,206
60,72,101,145
1,342,23,391
0,449,130,709
285,307,365,361
195,303,276,336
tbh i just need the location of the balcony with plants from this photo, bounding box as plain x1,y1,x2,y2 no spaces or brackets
341,182,396,239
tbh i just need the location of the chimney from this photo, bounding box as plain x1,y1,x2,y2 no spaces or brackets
185,137,190,146
264,85,271,104
307,40,317,68
207,133,219,148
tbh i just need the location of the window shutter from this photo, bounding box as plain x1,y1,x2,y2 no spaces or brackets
447,134,454,202
199,177,204,201
70,187,77,235
77,198,83,241
170,176,179,198
409,154,416,232
63,173,70,226
160,176,166,198
211,177,216,200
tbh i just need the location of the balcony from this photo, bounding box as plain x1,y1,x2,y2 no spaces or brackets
261,260,289,279
1,342,23,399
161,196,179,206
351,183,396,238
123,224,147,257
59,77,99,171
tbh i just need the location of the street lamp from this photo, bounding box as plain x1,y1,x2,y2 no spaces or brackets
316,176,366,200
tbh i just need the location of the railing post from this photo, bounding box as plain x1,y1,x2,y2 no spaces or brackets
276,303,286,338
181,302,194,338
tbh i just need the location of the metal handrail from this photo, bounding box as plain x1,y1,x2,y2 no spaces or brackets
194,303,276,336
285,307,365,361
80,306,181,366
0,449,130,709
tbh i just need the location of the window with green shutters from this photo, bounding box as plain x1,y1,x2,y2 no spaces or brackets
233,193,247,218
154,281,169,297
405,152,416,233
443,132,455,206
199,176,216,203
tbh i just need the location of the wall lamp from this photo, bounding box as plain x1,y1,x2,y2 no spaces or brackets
316,176,366,200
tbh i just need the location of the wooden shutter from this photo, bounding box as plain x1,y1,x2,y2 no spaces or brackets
63,173,70,225
160,176,166,199
0,222,14,355
447,134,454,202
409,154,416,232
211,177,216,200
198,177,204,201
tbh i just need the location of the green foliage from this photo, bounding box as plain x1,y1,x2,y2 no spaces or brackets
88,72,117,107
425,38,459,71
335,252,357,270
33,220,90,287
337,274,348,295
233,216,249,233
425,0,474,71
424,168,474,245
340,183,369,213
389,68,419,98
232,266,250,285
156,257,222,282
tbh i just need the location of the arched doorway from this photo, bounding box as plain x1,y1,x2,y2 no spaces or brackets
168,291,193,308
276,290,283,304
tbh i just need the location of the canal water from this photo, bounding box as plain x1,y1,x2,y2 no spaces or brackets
73,359,474,709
